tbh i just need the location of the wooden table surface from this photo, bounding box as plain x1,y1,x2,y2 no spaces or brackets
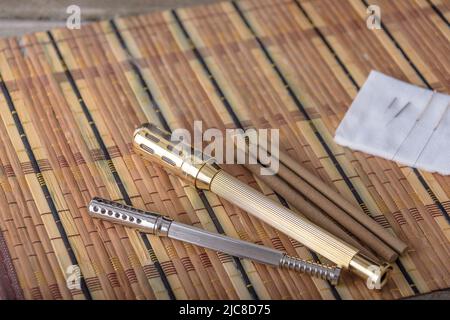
0,0,224,37
0,0,448,300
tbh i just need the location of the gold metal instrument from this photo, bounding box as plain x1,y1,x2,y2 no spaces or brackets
133,123,392,289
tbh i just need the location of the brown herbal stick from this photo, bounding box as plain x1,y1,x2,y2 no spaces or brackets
273,149,407,255
245,154,398,261
235,140,400,261
275,163,398,261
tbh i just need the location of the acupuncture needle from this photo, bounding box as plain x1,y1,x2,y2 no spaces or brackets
412,102,450,167
391,91,436,161
385,97,398,112
385,101,411,126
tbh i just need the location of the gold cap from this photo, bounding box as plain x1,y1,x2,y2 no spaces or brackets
349,254,392,289
133,123,220,190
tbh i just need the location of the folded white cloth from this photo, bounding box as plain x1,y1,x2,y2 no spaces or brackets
335,71,450,175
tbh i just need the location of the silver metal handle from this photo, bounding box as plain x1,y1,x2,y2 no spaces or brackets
88,198,342,285
89,197,172,236
168,222,284,266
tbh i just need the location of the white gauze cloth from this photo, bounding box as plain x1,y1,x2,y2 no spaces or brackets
335,71,450,175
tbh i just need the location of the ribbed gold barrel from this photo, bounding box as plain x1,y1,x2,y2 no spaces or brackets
210,170,358,267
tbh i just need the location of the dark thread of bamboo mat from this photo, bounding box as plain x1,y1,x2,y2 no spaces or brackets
426,0,450,26
0,72,92,300
46,31,176,300
109,22,171,133
359,0,450,224
108,19,259,300
292,0,422,293
233,0,423,294
171,9,342,300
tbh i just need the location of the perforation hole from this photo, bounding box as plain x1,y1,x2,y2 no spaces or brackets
140,144,154,154
161,156,176,166
107,210,113,216
115,212,120,218
145,133,160,143
100,208,106,214
92,206,99,212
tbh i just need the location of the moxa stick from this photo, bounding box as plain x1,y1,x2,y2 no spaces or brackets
269,148,407,255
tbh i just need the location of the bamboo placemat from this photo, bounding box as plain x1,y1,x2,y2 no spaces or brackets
0,0,448,300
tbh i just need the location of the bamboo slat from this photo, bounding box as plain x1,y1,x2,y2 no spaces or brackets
0,0,448,299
